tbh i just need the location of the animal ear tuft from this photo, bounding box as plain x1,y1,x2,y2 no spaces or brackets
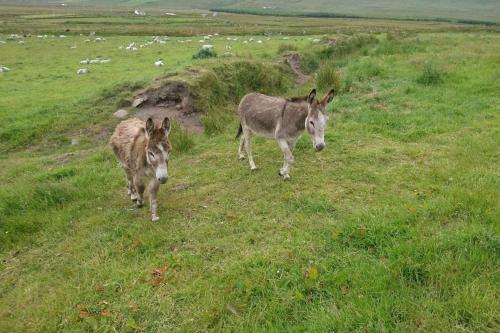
325,89,335,104
307,89,317,104
162,117,171,134
146,117,155,135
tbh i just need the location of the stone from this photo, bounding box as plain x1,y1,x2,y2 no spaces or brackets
114,109,128,118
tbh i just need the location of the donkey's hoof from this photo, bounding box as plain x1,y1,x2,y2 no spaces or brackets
136,201,144,208
282,174,291,181
251,167,258,172
151,215,160,222
239,155,245,160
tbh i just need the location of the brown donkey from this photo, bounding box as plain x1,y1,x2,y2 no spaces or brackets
110,117,171,221
236,88,335,180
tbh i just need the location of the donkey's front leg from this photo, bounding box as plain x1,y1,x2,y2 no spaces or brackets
148,180,161,222
277,139,294,180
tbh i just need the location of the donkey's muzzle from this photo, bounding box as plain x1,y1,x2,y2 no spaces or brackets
158,176,168,184
315,143,325,152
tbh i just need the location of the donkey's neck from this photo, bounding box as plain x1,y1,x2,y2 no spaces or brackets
280,101,309,137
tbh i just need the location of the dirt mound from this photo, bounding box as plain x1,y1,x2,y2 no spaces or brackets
283,53,311,85
132,82,203,133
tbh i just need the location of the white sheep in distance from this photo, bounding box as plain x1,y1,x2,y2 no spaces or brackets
89,59,100,64
0,65,10,72
100,59,111,64
77,68,89,75
80,58,90,65
202,44,214,50
154,60,164,67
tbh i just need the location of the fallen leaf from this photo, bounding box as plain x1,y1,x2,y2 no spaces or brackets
101,308,111,317
98,300,108,305
226,212,237,220
152,277,164,286
79,310,91,319
309,266,318,280
150,266,168,276
126,317,141,330
132,239,142,247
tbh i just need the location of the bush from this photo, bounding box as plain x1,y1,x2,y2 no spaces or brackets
316,61,341,92
192,48,217,60
277,43,298,54
416,62,443,85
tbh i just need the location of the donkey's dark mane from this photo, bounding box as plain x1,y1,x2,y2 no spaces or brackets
286,96,308,103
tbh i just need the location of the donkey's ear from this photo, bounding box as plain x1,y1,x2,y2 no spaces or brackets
162,117,171,134
323,89,335,104
307,89,317,105
145,117,155,135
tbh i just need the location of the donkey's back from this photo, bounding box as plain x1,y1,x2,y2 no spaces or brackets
110,118,146,167
238,93,286,137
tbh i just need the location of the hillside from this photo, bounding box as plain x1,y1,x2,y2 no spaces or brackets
1,0,499,24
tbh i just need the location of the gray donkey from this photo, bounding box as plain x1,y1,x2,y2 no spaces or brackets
236,88,335,180
110,117,171,221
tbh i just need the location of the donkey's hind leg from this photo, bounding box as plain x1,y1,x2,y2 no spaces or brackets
243,128,257,171
238,135,246,160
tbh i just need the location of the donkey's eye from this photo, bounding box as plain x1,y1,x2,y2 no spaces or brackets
148,152,155,158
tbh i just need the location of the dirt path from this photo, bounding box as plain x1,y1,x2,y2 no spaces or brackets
283,53,311,85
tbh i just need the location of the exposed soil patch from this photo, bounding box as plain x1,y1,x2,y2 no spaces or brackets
283,53,311,85
132,82,203,134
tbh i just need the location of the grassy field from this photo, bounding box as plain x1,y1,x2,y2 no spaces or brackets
4,0,500,23
1,5,499,332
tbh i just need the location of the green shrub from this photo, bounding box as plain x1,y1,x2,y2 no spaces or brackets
416,62,444,85
192,48,217,60
316,62,341,92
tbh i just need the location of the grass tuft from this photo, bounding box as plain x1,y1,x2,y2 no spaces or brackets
316,61,342,92
416,62,444,85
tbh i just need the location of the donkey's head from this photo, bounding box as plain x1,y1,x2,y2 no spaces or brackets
305,88,335,152
145,117,171,184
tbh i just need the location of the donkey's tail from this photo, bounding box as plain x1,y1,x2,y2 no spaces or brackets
236,123,243,139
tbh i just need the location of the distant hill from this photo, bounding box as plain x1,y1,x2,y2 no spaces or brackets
1,0,499,24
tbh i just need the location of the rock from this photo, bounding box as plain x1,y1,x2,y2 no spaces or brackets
114,109,128,118
132,97,146,108
174,183,187,192
176,104,182,110
71,138,80,145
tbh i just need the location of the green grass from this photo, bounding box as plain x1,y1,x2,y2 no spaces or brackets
7,0,500,24
0,8,499,332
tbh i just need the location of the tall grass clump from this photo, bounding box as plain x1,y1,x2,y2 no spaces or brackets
300,52,320,74
277,43,298,54
169,121,195,153
416,62,444,85
316,61,341,92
